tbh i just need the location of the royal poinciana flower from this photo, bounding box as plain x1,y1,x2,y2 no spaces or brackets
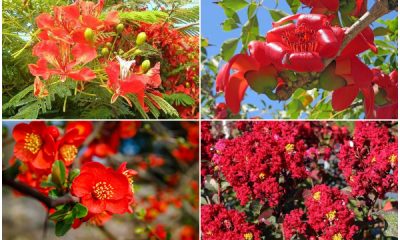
216,41,284,113
12,122,58,170
338,122,398,198
201,204,260,240
29,40,97,81
33,76,49,98
266,14,344,72
71,162,135,214
105,56,161,107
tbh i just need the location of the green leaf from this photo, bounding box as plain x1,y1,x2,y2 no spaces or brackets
222,18,240,31
51,160,66,188
55,215,73,237
10,102,40,119
219,0,249,11
119,11,169,23
163,93,196,107
146,93,180,118
72,203,88,219
247,2,257,17
68,169,80,182
286,0,301,13
49,208,70,221
2,85,33,111
221,38,240,61
382,210,398,237
373,27,392,36
268,9,289,22
241,15,259,47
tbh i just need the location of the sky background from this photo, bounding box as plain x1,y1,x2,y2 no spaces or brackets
201,0,397,119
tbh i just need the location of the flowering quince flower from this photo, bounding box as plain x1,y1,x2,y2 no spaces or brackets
12,122,59,170
71,162,135,214
216,41,285,113
118,121,141,139
55,128,85,166
266,14,344,72
105,56,161,107
28,40,97,81
33,76,49,98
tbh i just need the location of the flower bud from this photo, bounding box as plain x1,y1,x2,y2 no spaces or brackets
136,32,147,46
84,28,95,43
141,60,151,73
116,23,124,34
101,47,109,56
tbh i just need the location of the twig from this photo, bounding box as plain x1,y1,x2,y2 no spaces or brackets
2,175,76,208
97,226,118,240
175,22,199,31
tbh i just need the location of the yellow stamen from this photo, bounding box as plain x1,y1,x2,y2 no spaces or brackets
244,232,253,240
313,191,321,201
93,181,114,200
60,144,78,165
285,143,295,153
259,172,266,180
326,210,336,221
24,133,42,154
389,154,397,164
332,233,343,240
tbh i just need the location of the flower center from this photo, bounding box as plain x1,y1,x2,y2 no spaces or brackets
285,143,295,153
389,154,397,164
60,144,78,164
281,24,318,52
244,232,253,240
24,133,42,154
116,56,136,79
93,181,114,200
371,156,376,163
259,172,266,180
313,191,321,201
326,210,336,221
332,233,343,240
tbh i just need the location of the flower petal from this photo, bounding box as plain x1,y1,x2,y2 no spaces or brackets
361,87,375,118
67,68,96,81
72,43,97,65
332,85,359,111
317,28,341,58
81,195,106,214
287,52,324,72
225,72,248,114
340,27,376,57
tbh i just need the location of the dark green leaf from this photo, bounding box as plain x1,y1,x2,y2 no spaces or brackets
221,38,240,61
247,2,257,17
55,216,73,237
72,203,88,219
68,169,80,182
49,208,70,221
286,0,301,13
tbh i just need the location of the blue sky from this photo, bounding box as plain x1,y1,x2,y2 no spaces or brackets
201,1,397,119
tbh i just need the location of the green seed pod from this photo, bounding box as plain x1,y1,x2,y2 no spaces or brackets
106,42,112,48
116,23,124,34
141,60,151,73
374,88,389,106
134,49,142,55
246,66,278,94
136,32,147,46
84,28,95,43
101,47,109,56
319,62,347,91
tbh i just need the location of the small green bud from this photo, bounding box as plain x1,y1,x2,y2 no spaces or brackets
136,32,147,46
141,60,151,72
116,23,124,34
84,28,95,43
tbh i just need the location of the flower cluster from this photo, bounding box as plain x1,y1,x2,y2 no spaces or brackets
201,204,260,240
212,122,308,206
215,2,396,119
283,184,359,240
26,0,198,118
12,121,92,193
338,122,398,198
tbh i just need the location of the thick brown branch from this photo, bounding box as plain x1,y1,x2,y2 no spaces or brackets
3,175,76,208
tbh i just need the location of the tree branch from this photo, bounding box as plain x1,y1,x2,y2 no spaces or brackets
2,175,76,208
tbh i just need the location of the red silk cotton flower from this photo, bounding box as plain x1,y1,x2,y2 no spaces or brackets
216,41,284,114
71,162,134,214
266,14,344,72
13,122,59,170
300,0,339,13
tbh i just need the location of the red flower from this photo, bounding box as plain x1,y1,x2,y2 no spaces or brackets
13,122,58,170
105,57,161,107
331,57,374,117
148,224,168,240
28,40,97,81
33,76,49,98
71,162,134,214
172,145,196,164
266,14,344,72
118,121,141,139
66,121,93,140
216,41,283,113
371,69,398,119
300,0,339,13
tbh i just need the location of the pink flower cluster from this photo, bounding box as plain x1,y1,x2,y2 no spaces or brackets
284,185,358,240
338,122,398,198
201,204,260,240
212,122,308,206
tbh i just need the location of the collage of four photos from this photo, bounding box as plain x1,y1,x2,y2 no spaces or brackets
1,0,399,239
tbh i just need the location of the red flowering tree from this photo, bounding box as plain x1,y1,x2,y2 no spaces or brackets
3,0,199,119
201,0,397,119
201,121,398,239
3,121,199,239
